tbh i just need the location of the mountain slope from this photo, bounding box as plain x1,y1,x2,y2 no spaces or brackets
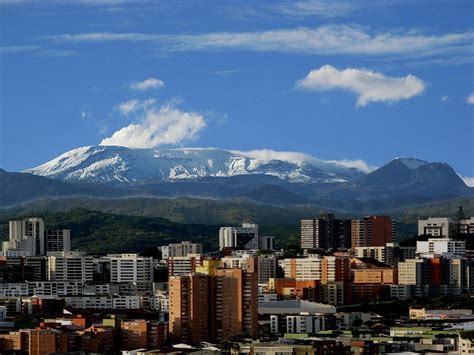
0,169,101,206
23,145,365,185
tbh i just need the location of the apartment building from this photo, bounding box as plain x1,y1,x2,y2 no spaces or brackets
351,216,396,248
300,214,351,250
160,241,203,259
48,252,93,283
108,254,153,283
283,256,322,281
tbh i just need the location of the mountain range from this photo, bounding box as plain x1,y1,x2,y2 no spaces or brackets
1,145,472,212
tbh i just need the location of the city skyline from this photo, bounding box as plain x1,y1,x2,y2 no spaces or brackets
0,0,473,183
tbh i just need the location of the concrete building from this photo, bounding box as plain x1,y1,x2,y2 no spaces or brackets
459,217,474,234
168,274,210,344
270,313,327,335
3,219,71,257
121,319,167,350
398,259,431,286
300,214,351,251
169,269,258,343
218,223,259,250
108,254,153,283
44,229,71,254
418,217,456,237
167,254,202,276
48,251,93,283
354,243,416,266
258,235,275,251
321,255,351,284
257,256,277,284
416,238,466,257
160,241,203,259
351,216,396,248
282,256,322,281
214,268,258,342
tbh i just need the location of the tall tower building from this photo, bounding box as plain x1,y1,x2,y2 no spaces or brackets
168,274,210,344
213,268,258,342
218,223,259,250
351,216,395,248
301,214,351,251
7,218,45,256
169,269,258,344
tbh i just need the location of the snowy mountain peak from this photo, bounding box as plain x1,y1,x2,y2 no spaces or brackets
392,157,428,170
24,145,367,185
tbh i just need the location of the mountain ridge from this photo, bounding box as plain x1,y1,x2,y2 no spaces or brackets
2,145,471,211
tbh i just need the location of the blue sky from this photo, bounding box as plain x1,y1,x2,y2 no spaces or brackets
0,0,473,183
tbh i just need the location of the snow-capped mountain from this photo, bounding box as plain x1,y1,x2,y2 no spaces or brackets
23,145,366,185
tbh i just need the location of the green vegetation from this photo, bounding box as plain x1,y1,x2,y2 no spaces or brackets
1,196,471,252
0,208,219,254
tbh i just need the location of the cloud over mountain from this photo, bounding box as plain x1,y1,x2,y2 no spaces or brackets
296,65,425,106
101,102,206,148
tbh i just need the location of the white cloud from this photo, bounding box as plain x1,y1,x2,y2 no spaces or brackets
231,149,376,173
117,98,156,115
130,77,165,91
278,0,354,17
296,65,425,106
101,103,206,148
48,26,474,59
441,96,449,102
467,92,474,105
0,45,40,53
461,176,474,187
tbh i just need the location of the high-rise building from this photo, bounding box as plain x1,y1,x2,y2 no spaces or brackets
167,255,202,276
160,241,203,259
169,274,210,344
213,268,258,342
416,238,466,257
300,214,351,251
108,254,153,283
418,218,456,237
257,256,277,284
47,251,93,283
458,217,474,234
44,229,71,254
283,256,322,281
321,255,351,284
3,219,71,257
4,218,45,256
351,216,395,248
398,259,431,286
169,269,258,343
218,223,259,250
354,243,416,266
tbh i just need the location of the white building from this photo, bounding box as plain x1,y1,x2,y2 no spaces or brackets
48,251,93,283
167,254,202,276
418,218,456,237
282,255,322,281
219,223,259,250
270,314,326,335
416,238,466,257
160,241,203,259
108,254,153,283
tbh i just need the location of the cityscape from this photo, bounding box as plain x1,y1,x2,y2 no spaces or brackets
0,212,472,353
1,0,474,354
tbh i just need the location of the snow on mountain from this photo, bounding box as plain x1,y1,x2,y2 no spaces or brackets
392,157,428,170
23,145,368,185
